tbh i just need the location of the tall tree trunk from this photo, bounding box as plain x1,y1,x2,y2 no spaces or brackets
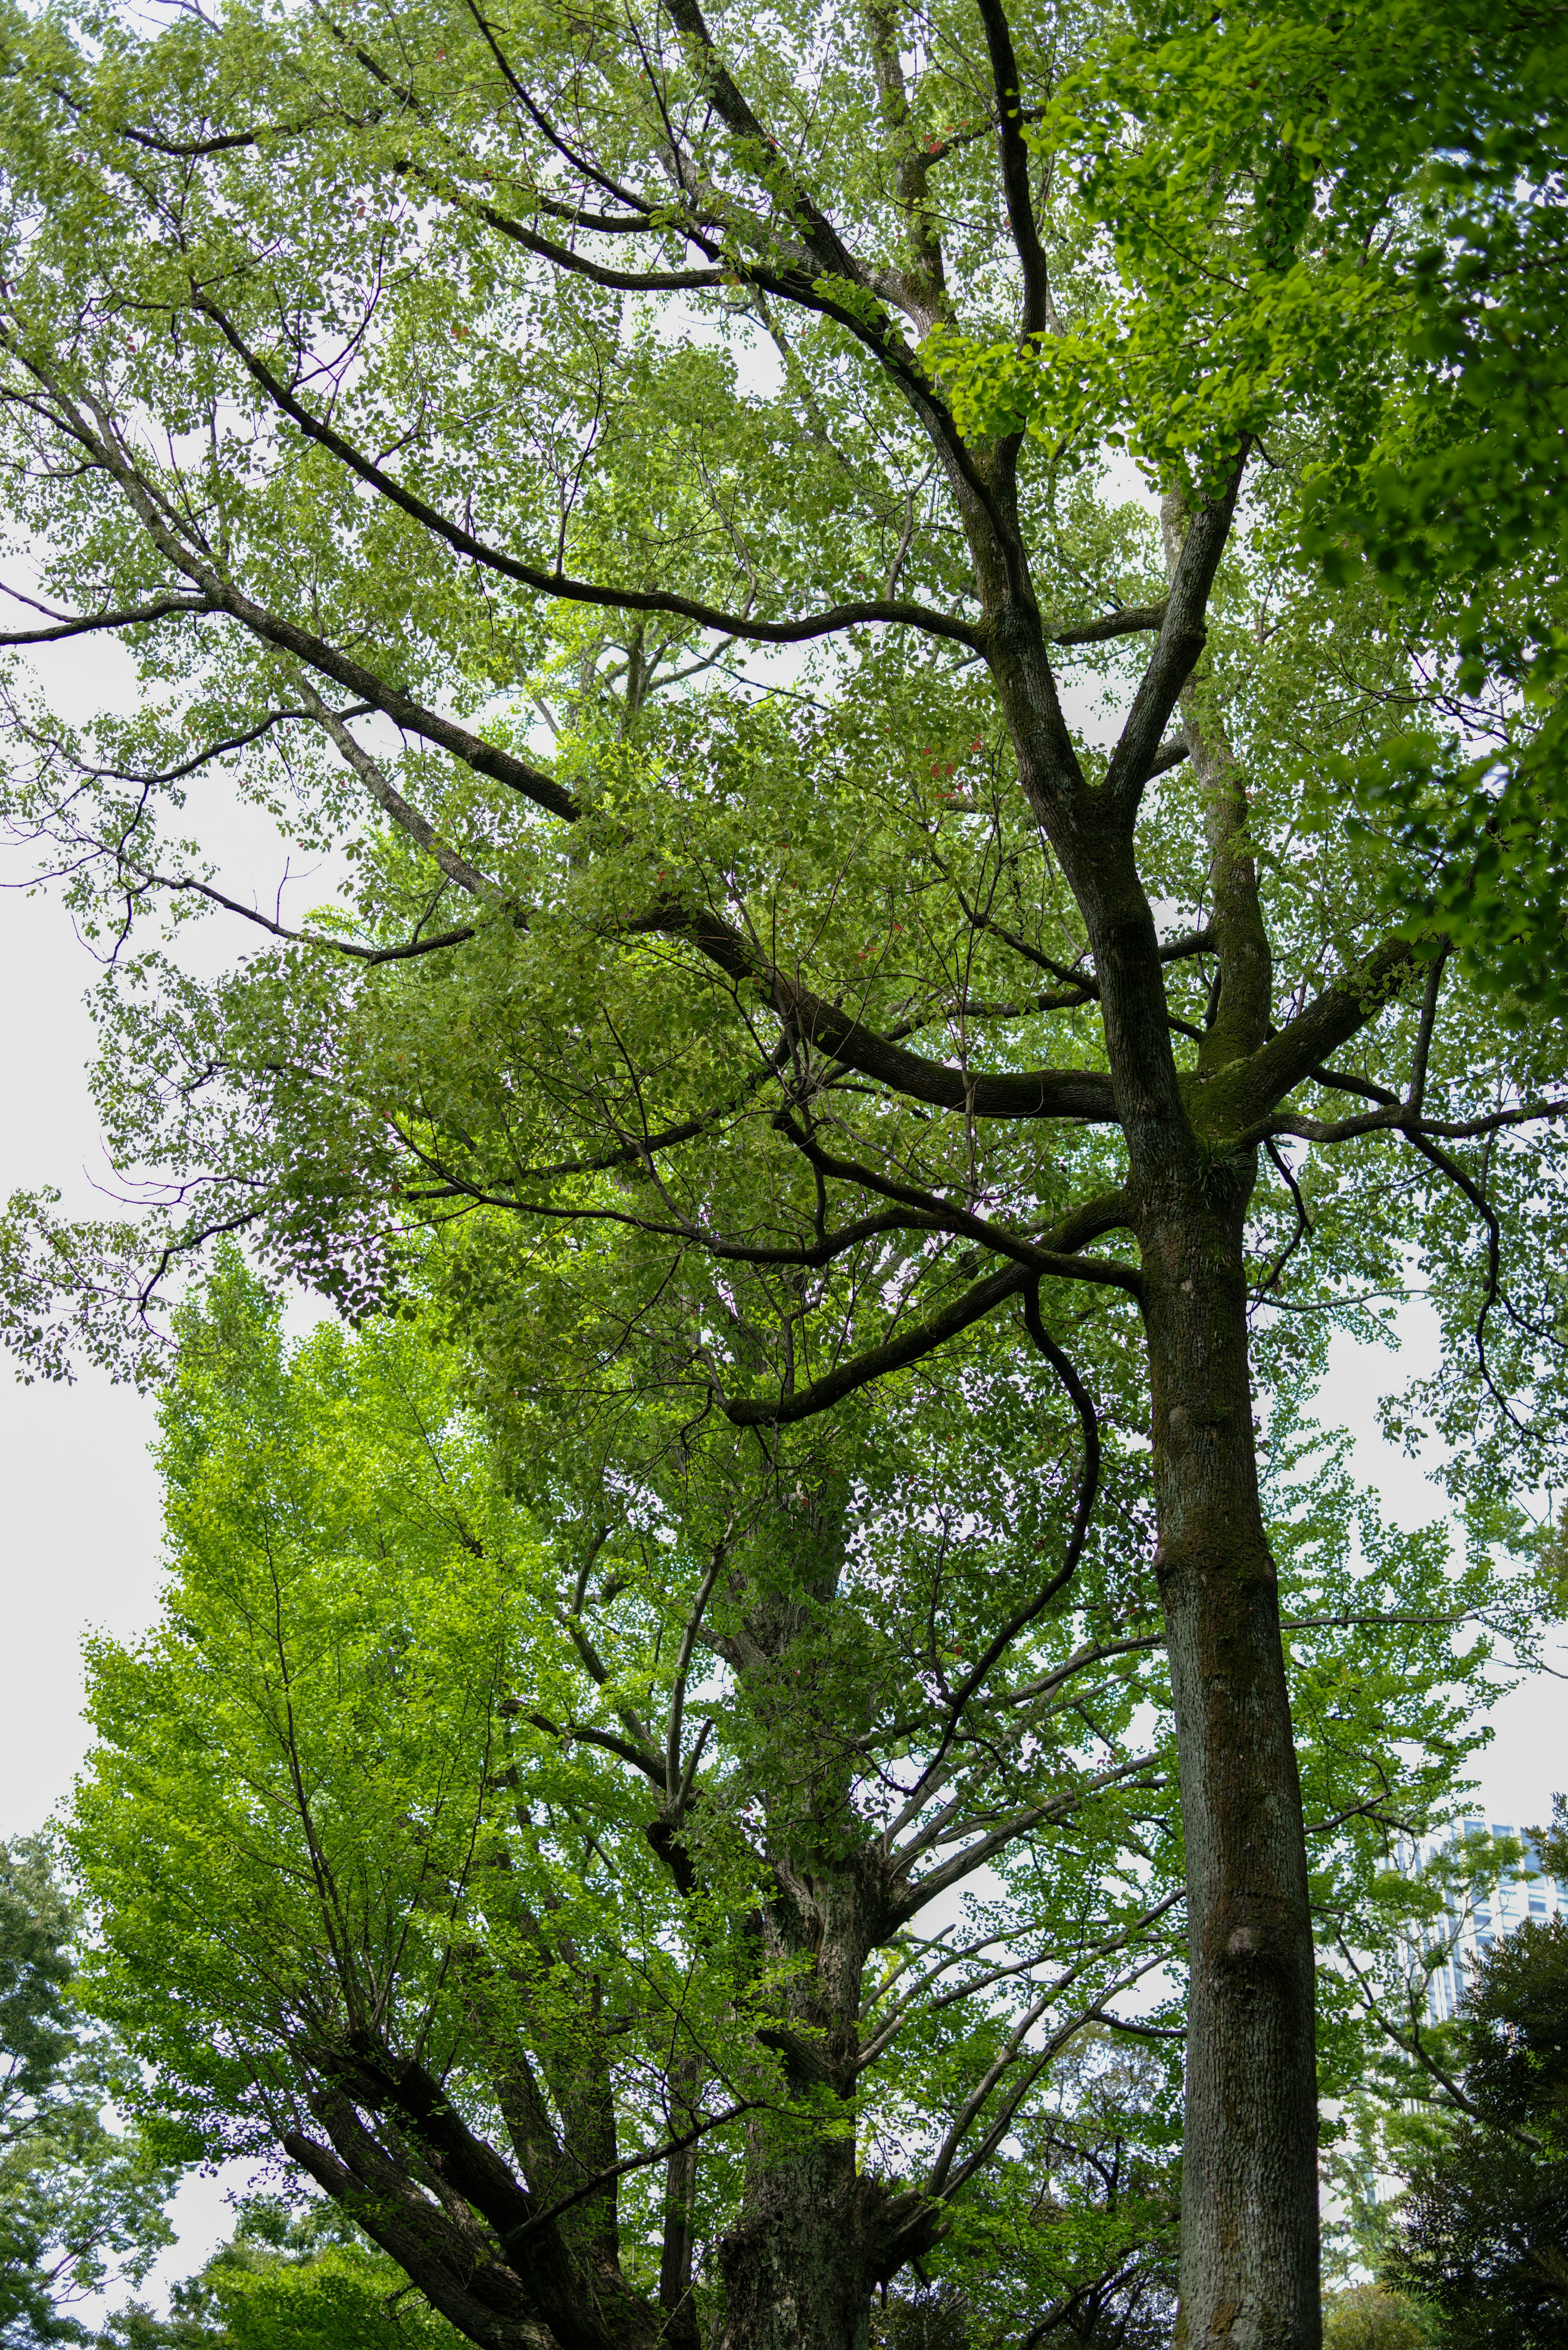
1141,499,1320,2348
717,2067,875,2350
659,2055,702,2350
986,713,1323,2343
714,1502,887,2350
1140,1170,1321,2350
988,455,1322,2335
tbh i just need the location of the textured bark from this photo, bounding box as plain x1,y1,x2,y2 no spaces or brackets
712,1505,935,2350
1152,502,1318,2349
659,2055,702,2350
968,464,1322,2345
1142,1179,1321,2350
715,1846,928,2350
717,2108,877,2350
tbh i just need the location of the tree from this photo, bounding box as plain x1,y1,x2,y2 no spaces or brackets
100,2196,472,2350
64,1264,1528,2350
0,1839,179,2346
940,2032,1183,2348
1381,1801,1568,2347
1318,2288,1427,2350
2,2,1566,2342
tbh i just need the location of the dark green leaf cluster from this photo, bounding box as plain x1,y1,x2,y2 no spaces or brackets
0,1842,180,2349
1380,1799,1568,2347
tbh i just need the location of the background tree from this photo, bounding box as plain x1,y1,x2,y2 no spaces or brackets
1318,2288,1428,2350
1381,1799,1568,2347
0,1840,179,2347
100,2197,471,2350
1,2,1565,2343
64,1264,1529,2350
933,2032,1182,2348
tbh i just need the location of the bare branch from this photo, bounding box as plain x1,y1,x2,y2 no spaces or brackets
145,870,477,963
975,0,1051,339
891,1749,1163,1919
1255,1096,1568,1148
0,589,219,642
879,1287,1102,1832
1045,601,1171,647
1104,458,1247,819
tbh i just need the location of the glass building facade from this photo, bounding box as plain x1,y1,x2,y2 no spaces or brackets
1396,1817,1564,2022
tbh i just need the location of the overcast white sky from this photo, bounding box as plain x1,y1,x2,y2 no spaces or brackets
1,624,1562,2305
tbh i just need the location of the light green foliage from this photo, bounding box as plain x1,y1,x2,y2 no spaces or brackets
69,1257,701,2172
1320,2284,1430,2350
928,6,1406,471
928,2,1568,1010
69,1255,1192,2329
0,1841,179,2347
100,2198,469,2350
61,1255,1528,2338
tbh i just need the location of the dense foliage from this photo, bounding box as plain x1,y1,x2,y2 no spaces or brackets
1318,2287,1428,2350
100,2199,470,2350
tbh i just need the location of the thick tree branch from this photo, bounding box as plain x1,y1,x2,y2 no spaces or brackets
499,2097,765,2254
862,3,948,320
1253,1096,1568,1148
296,684,505,903
402,1147,942,1269
283,2121,557,2350
1214,933,1420,1132
976,0,1050,339
0,589,220,642
655,0,1026,578
719,1188,1138,1427
968,914,1213,996
4,355,583,828
638,899,1120,1121
722,1261,1030,1425
771,1114,1136,1279
394,156,728,290
1046,600,1171,647
191,294,982,651
1308,1064,1399,1106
